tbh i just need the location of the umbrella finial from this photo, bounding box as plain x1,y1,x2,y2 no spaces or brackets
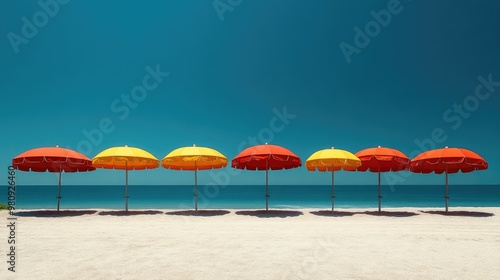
265,142,268,145
125,145,128,147
331,147,334,149
378,145,381,148
56,145,59,148
445,146,448,148
193,144,196,147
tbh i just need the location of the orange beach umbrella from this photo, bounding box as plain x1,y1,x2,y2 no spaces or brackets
12,146,95,211
410,146,488,212
162,144,227,211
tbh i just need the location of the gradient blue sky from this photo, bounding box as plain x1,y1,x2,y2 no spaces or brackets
1,0,499,186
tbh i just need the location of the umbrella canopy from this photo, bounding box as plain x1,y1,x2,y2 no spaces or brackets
92,145,159,170
12,146,95,211
348,146,410,211
353,146,409,172
231,143,302,211
306,147,361,212
410,146,488,211
92,145,159,211
162,144,227,210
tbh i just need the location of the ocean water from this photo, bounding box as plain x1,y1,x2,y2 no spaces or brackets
2,184,500,210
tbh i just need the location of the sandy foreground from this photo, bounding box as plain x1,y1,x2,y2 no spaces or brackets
1,207,499,280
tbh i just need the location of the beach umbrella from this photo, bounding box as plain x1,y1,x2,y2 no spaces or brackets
12,146,95,211
410,146,488,212
348,146,410,212
305,147,361,212
92,145,159,211
231,143,302,211
162,144,227,211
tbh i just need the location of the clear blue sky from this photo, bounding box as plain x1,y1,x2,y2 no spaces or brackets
1,0,499,186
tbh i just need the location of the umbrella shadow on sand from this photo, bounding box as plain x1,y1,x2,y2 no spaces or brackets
15,210,98,217
421,210,494,217
310,210,357,217
235,210,303,218
362,211,419,217
98,210,164,216
165,210,230,217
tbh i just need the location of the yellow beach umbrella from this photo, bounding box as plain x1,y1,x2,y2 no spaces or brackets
93,145,159,211
306,147,361,212
162,144,227,211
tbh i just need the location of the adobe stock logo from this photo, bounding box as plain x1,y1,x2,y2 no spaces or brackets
383,73,499,186
213,0,242,21
7,0,70,54
443,74,500,129
339,0,407,64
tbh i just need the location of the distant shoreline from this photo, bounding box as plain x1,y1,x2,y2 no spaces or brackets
3,184,500,186
8,206,499,214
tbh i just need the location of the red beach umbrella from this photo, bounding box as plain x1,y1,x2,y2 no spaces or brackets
348,146,410,212
410,146,488,212
231,143,302,211
12,146,95,211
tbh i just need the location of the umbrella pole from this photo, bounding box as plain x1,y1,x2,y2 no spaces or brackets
194,168,198,211
266,169,269,211
266,159,269,211
57,169,62,211
378,171,381,212
125,166,129,212
331,170,335,213
445,168,449,212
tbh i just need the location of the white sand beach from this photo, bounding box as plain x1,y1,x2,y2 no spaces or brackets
1,207,500,280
